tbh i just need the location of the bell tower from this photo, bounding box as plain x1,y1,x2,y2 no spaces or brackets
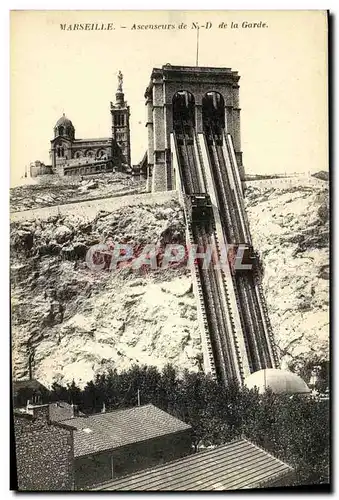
110,71,131,169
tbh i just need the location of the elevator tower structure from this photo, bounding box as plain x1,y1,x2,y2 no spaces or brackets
145,65,244,192
144,64,283,388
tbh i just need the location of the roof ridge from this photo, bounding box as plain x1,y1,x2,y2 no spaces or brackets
64,403,164,422
73,137,112,142
244,439,294,470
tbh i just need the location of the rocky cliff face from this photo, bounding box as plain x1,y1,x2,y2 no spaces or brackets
11,178,329,388
244,180,329,373
11,200,200,387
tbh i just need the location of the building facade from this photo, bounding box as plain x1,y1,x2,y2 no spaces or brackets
49,115,114,177
13,379,49,408
61,403,192,489
144,64,243,192
14,404,75,491
30,160,53,178
13,402,192,491
74,427,192,489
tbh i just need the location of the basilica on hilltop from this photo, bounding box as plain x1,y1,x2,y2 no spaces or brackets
30,71,131,178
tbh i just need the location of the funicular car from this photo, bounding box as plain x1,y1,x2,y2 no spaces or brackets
228,243,256,273
189,194,213,224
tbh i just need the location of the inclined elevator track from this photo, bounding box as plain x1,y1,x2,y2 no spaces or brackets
173,118,279,386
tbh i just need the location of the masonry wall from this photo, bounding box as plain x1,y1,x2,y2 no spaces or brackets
11,190,178,223
14,409,74,491
30,165,53,178
146,67,244,192
75,429,192,489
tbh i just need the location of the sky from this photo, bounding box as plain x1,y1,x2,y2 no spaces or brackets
10,10,328,186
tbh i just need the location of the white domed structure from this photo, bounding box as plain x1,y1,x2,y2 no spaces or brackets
244,369,311,395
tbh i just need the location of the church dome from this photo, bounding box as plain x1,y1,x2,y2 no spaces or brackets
54,113,75,139
244,369,311,395
55,113,74,129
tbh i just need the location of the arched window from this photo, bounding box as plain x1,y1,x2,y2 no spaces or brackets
58,126,64,136
61,147,65,157
172,91,195,130
202,91,225,131
172,91,195,144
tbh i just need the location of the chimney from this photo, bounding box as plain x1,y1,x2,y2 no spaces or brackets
26,403,50,420
101,402,106,414
32,405,50,421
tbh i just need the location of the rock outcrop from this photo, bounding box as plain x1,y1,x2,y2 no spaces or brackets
245,181,329,372
11,177,329,387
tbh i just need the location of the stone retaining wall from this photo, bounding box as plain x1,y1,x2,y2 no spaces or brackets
11,190,179,223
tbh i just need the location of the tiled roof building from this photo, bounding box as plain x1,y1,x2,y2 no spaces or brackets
13,401,295,491
13,379,49,407
48,401,85,422
62,404,193,489
13,402,192,490
61,403,191,458
93,439,295,491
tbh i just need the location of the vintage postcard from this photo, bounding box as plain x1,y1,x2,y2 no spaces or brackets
10,10,330,491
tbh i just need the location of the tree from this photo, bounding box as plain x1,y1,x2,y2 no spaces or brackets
50,382,69,403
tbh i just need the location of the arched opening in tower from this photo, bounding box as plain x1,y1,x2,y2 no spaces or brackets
172,91,195,145
202,92,225,145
